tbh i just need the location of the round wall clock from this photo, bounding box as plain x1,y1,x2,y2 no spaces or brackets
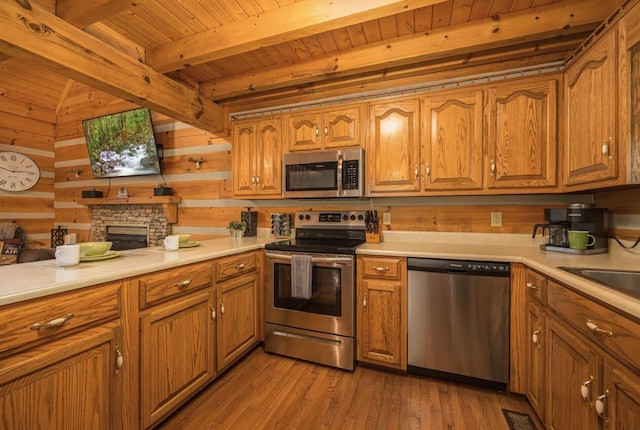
0,151,41,192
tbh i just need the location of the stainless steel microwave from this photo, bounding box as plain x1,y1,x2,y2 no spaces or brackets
283,148,364,198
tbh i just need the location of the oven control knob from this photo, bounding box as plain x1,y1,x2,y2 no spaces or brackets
298,214,304,221
305,214,311,221
343,214,348,221
350,215,356,220
358,214,364,221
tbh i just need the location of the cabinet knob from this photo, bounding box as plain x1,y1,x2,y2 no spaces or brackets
30,313,74,330
601,137,612,158
363,294,367,308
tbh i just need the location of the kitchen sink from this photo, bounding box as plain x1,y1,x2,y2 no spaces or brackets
559,267,640,299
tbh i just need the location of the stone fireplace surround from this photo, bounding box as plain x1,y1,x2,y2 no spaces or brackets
88,204,171,246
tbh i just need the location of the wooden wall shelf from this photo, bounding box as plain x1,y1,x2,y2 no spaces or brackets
78,196,182,223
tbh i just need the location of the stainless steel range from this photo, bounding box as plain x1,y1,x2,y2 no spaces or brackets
264,210,366,370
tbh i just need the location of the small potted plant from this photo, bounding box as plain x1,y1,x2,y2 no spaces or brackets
228,220,247,239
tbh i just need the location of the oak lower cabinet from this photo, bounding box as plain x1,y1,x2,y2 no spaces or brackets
0,281,124,430
232,116,282,198
521,266,640,430
214,251,260,372
356,256,407,370
136,261,215,429
139,291,216,429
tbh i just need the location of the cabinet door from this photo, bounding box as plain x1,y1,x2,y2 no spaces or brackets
323,106,362,148
487,78,558,190
546,317,600,430
255,117,282,196
217,273,259,371
357,277,406,369
0,325,123,430
602,360,640,429
525,298,546,422
564,30,618,187
422,90,483,191
367,98,421,194
232,121,258,196
140,291,215,429
287,112,322,151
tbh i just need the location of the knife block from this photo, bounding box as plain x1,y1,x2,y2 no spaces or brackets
366,229,383,244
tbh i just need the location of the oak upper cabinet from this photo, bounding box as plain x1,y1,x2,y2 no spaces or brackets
421,89,484,191
214,251,260,372
367,98,421,195
356,256,407,370
486,76,559,191
232,116,282,198
0,281,124,430
285,104,363,151
563,29,619,188
137,262,215,429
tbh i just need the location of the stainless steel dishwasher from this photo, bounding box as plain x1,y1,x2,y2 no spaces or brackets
407,258,510,390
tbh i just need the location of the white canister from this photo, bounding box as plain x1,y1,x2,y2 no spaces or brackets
55,244,80,267
164,235,179,251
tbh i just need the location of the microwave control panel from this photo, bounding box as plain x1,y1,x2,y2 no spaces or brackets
343,160,359,190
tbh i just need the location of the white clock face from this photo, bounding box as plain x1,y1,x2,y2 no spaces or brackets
0,151,41,192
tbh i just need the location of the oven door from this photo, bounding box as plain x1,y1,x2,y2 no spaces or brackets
265,251,355,337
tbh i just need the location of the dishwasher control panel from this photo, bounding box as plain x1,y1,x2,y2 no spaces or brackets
408,258,510,277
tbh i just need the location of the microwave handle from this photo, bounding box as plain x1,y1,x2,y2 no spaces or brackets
337,155,343,196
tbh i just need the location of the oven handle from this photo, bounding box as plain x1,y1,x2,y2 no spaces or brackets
337,155,343,196
265,252,353,265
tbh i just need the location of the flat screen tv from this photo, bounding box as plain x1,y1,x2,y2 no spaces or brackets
82,107,162,179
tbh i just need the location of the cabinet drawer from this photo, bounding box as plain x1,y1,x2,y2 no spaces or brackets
139,261,213,307
360,257,403,279
525,268,548,304
0,281,121,355
548,280,640,371
215,252,257,283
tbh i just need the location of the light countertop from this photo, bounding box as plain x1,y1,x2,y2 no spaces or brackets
3,232,639,319
0,237,275,307
358,231,640,318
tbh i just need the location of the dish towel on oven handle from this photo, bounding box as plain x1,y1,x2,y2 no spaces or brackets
291,254,313,299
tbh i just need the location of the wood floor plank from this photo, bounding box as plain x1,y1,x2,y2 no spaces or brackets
157,347,542,430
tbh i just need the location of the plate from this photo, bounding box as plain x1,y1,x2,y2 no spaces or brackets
179,241,200,248
80,250,121,262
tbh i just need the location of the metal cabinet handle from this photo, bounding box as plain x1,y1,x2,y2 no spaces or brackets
595,393,608,418
173,279,192,288
115,346,124,371
219,300,225,317
602,137,612,158
251,176,256,185
363,294,367,308
234,263,245,270
532,329,542,349
373,266,390,273
425,163,430,177
30,313,74,330
581,378,593,402
324,126,329,137
586,319,613,337
490,159,496,175
210,304,216,321
526,282,539,290
414,164,419,179
315,127,320,137
255,175,260,185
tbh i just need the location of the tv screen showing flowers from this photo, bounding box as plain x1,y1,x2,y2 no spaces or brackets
82,108,162,179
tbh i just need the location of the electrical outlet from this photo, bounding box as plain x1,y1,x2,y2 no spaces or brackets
383,212,391,225
491,212,502,227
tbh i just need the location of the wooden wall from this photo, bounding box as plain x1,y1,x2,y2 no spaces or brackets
0,58,65,247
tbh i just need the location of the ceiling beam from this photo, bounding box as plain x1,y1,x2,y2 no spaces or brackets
201,0,618,100
146,0,449,73
0,0,224,132
56,0,146,28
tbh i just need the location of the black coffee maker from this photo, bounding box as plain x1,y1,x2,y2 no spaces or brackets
533,203,608,254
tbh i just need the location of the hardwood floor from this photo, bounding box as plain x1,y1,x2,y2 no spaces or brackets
157,346,542,430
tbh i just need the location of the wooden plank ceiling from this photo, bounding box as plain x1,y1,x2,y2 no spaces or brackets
0,0,624,129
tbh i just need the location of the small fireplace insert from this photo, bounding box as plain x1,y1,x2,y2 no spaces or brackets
105,225,148,251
